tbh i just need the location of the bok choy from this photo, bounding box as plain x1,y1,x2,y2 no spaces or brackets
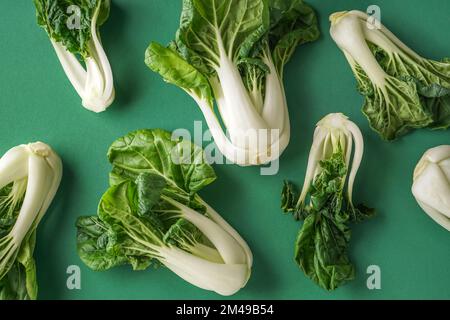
77,129,252,296
33,0,115,113
330,10,450,140
145,0,319,165
412,145,450,231
282,113,375,290
0,142,63,300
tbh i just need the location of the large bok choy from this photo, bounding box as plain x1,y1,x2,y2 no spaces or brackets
412,145,450,231
33,0,115,113
330,10,450,141
0,142,62,300
77,129,252,296
145,0,319,165
282,113,375,290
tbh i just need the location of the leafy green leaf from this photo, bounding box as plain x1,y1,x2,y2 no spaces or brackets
358,42,450,139
177,0,268,69
361,77,432,141
108,129,216,197
281,181,298,214
0,262,30,300
269,0,320,77
292,151,374,290
145,42,214,106
135,173,167,217
33,0,111,57
295,213,354,291
0,183,37,300
76,216,128,271
417,83,450,130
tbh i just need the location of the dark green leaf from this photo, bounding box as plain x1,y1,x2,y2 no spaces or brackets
76,216,128,271
135,173,167,216
107,129,216,196
281,181,298,213
290,151,374,290
33,0,110,57
269,0,320,76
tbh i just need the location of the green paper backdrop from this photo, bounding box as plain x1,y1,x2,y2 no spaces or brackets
0,0,449,300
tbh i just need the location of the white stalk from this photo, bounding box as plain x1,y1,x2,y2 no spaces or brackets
164,197,246,265
261,53,289,134
50,40,87,99
345,121,364,206
297,127,328,207
214,38,268,139
9,154,52,244
330,11,388,88
197,197,253,267
160,246,249,296
82,5,115,112
348,10,422,61
192,94,287,165
0,145,30,189
298,113,365,208
0,142,63,280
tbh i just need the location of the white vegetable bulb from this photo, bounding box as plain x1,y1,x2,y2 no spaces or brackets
46,3,115,113
160,197,252,296
0,142,62,279
298,113,364,209
412,146,450,231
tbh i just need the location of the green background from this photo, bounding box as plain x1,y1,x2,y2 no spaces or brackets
0,0,449,300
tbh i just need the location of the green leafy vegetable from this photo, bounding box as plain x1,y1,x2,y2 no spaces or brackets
0,142,63,300
412,145,450,231
282,114,375,290
330,10,450,140
77,129,253,296
145,0,319,165
33,0,115,112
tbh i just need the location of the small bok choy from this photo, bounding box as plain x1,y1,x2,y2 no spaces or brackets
282,113,375,290
77,129,252,296
33,0,115,112
330,10,450,141
145,0,319,165
0,142,62,300
412,145,450,231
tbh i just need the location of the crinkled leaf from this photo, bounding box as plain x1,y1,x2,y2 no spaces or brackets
292,151,374,290
33,0,111,57
281,181,298,214
135,173,167,217
417,83,450,130
295,213,354,291
0,262,30,300
361,77,432,140
357,42,450,139
177,0,268,70
108,129,216,197
0,231,37,300
269,0,320,77
76,216,128,271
